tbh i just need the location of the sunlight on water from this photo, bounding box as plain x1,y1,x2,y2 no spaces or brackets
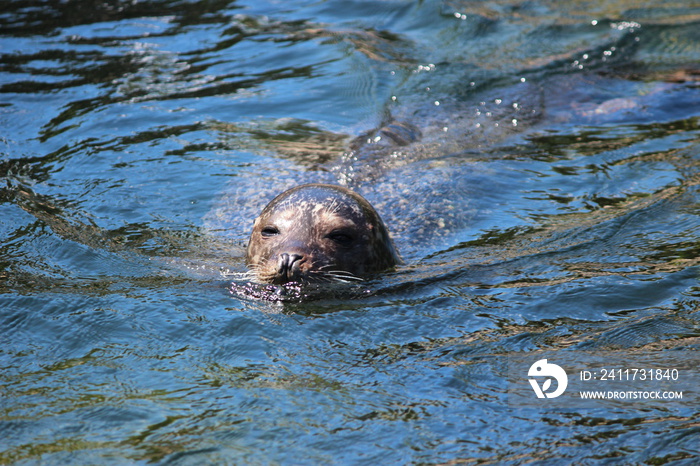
2,0,700,463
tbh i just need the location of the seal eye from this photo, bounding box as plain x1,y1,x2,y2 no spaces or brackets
261,226,280,237
327,231,355,247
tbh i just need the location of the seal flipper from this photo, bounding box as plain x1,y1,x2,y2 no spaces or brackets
350,119,422,150
379,121,422,146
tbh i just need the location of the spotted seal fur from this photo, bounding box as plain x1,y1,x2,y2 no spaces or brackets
245,183,400,285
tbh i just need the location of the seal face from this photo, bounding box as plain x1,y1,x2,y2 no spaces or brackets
245,183,400,285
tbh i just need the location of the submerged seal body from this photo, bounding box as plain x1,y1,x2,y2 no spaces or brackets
245,183,400,285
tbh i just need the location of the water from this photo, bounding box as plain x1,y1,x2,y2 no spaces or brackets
2,0,700,463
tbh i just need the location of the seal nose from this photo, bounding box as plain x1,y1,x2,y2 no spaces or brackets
276,253,305,283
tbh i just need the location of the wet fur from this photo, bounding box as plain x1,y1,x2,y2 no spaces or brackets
245,183,400,285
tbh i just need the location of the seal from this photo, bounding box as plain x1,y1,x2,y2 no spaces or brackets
245,183,400,285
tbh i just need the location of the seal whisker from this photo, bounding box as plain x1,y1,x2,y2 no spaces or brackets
326,198,342,214
246,260,281,284
315,269,364,283
316,264,336,271
328,273,364,282
302,261,363,283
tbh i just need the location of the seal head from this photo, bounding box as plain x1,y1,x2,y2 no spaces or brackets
245,183,400,285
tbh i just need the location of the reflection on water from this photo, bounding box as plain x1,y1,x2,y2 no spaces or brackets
2,0,700,463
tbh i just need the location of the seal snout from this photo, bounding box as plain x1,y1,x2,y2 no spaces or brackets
275,252,306,284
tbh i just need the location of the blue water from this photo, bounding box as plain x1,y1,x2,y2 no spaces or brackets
2,0,700,464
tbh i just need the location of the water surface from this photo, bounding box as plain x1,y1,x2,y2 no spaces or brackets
2,0,700,463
